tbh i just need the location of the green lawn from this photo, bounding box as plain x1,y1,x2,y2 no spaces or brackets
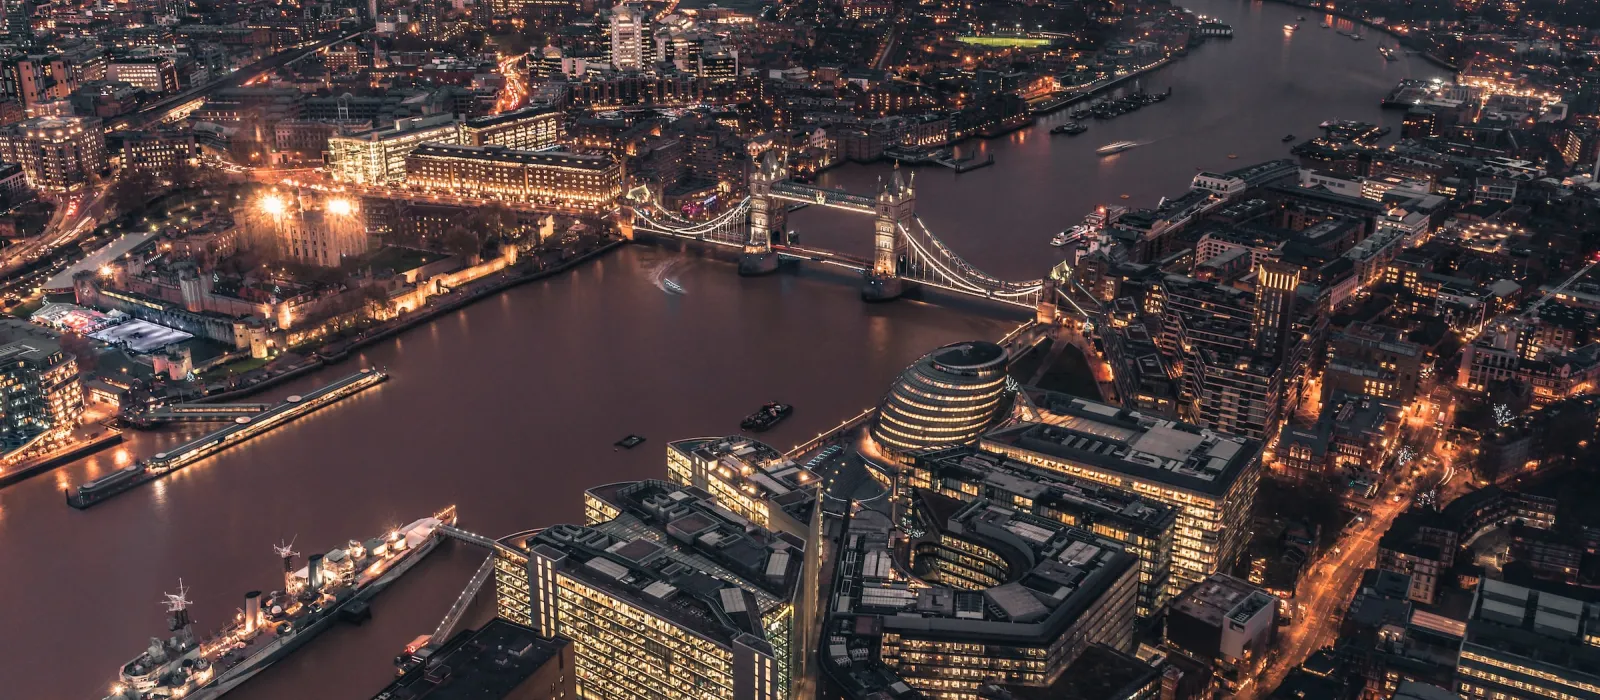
957,36,1053,48
199,355,272,380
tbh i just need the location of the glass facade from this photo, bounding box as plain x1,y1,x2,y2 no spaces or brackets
982,423,1259,596
494,481,799,700
871,341,1011,455
0,322,82,452
900,446,1177,618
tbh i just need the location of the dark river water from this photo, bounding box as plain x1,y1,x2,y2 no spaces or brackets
0,1,1445,697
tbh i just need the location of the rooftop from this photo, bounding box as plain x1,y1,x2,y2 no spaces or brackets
408,143,616,169
823,491,1138,697
1171,573,1276,629
878,491,1134,643
1464,579,1600,679
371,619,568,700
909,446,1176,538
505,480,801,648
982,396,1259,497
666,436,820,522
462,105,560,130
339,113,457,141
0,318,65,363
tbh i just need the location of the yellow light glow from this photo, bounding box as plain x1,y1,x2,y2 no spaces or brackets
259,194,286,217
327,198,353,216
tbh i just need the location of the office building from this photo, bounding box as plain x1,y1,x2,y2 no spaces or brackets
1457,579,1600,700
327,114,460,185
486,0,576,19
494,480,800,699
371,619,575,700
664,435,820,540
0,319,82,452
825,491,1139,699
0,115,107,191
970,644,1162,700
459,106,563,151
980,394,1262,594
403,144,622,211
902,446,1177,618
1252,262,1300,361
1165,574,1279,694
105,57,180,93
870,341,1011,456
660,435,823,696
610,4,647,71
117,129,195,180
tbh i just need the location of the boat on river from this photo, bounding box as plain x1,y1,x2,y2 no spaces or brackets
1097,141,1139,156
102,507,456,700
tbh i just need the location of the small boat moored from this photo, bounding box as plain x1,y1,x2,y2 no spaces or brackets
741,402,793,432
1282,134,1296,142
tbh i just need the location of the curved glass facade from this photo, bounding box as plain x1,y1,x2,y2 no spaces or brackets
871,341,1010,455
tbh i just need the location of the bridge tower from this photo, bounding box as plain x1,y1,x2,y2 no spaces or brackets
863,166,913,301
739,150,785,276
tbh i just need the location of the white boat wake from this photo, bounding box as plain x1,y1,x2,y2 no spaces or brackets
649,259,688,295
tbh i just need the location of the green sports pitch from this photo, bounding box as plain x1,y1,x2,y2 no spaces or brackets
957,36,1053,47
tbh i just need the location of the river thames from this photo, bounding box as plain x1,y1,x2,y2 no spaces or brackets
0,0,1445,696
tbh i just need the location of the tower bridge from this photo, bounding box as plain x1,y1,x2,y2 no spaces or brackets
623,152,1065,315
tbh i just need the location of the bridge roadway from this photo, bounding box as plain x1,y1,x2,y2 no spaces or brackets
772,244,868,271
769,182,876,213
629,193,1054,311
108,27,369,132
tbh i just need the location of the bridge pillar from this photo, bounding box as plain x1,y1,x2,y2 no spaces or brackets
613,205,636,241
1036,279,1060,324
863,166,912,301
740,151,784,276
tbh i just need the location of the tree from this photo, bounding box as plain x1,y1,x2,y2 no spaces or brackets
109,172,159,218
441,224,480,258
491,32,534,56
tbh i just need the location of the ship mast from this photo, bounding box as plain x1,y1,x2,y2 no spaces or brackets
275,538,299,593
163,579,192,631
162,579,197,649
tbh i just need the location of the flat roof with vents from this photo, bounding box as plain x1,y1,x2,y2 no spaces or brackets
982,394,1260,497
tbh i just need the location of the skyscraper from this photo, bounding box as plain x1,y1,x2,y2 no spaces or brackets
1252,261,1301,362
609,4,646,71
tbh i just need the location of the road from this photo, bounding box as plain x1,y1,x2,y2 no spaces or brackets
1249,404,1453,698
492,53,529,114
0,187,110,275
106,27,369,132
1250,487,1409,698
